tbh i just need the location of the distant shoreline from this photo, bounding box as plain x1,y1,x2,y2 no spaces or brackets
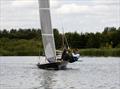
0,48,120,57
0,28,120,56
79,48,120,57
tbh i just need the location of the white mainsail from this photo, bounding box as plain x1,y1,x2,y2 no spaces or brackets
38,0,56,63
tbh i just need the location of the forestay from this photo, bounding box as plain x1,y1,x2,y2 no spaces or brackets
38,0,56,63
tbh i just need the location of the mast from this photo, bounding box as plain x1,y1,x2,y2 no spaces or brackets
38,0,56,63
62,27,70,49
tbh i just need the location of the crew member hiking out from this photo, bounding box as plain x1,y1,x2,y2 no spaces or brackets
61,49,80,63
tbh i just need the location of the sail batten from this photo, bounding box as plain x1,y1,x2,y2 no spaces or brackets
38,0,56,63
39,8,50,10
42,34,54,36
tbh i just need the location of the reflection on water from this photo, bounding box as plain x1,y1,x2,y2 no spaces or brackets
41,71,55,89
33,70,55,89
0,56,120,89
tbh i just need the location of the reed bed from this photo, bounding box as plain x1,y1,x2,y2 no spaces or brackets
80,48,120,57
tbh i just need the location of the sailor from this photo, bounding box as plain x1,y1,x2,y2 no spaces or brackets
72,49,80,62
61,49,80,63
61,49,70,61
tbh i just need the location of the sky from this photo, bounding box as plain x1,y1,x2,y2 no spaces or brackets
0,0,120,33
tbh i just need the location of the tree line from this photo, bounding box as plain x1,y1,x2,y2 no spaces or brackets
0,27,120,49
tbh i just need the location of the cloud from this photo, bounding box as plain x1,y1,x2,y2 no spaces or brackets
50,0,61,8
12,0,36,7
56,4,89,14
92,0,119,5
56,4,109,15
54,0,119,15
11,0,60,8
0,0,119,32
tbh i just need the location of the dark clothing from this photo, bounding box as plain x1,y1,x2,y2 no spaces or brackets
69,57,78,63
61,49,67,59
61,49,79,63
63,53,72,61
73,57,78,61
61,49,71,61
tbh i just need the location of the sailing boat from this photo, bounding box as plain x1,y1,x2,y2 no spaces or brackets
37,0,68,70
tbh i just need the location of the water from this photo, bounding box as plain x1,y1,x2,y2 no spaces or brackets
0,56,120,89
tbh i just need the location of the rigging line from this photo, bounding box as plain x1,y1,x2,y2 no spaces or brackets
53,5,70,49
62,27,65,49
58,17,70,49
62,26,70,49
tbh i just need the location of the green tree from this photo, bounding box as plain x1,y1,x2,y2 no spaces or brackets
53,29,62,49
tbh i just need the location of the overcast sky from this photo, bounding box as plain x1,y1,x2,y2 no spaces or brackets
0,0,120,33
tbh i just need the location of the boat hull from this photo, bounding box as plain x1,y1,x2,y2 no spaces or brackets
37,61,68,70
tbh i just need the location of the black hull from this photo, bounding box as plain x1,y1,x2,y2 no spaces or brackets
37,61,68,70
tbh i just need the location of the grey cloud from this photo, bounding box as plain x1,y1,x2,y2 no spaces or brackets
0,0,119,32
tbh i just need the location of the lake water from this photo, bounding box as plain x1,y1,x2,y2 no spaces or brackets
0,56,120,89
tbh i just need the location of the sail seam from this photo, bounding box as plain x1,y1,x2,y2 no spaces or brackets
42,34,53,36
40,8,50,10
